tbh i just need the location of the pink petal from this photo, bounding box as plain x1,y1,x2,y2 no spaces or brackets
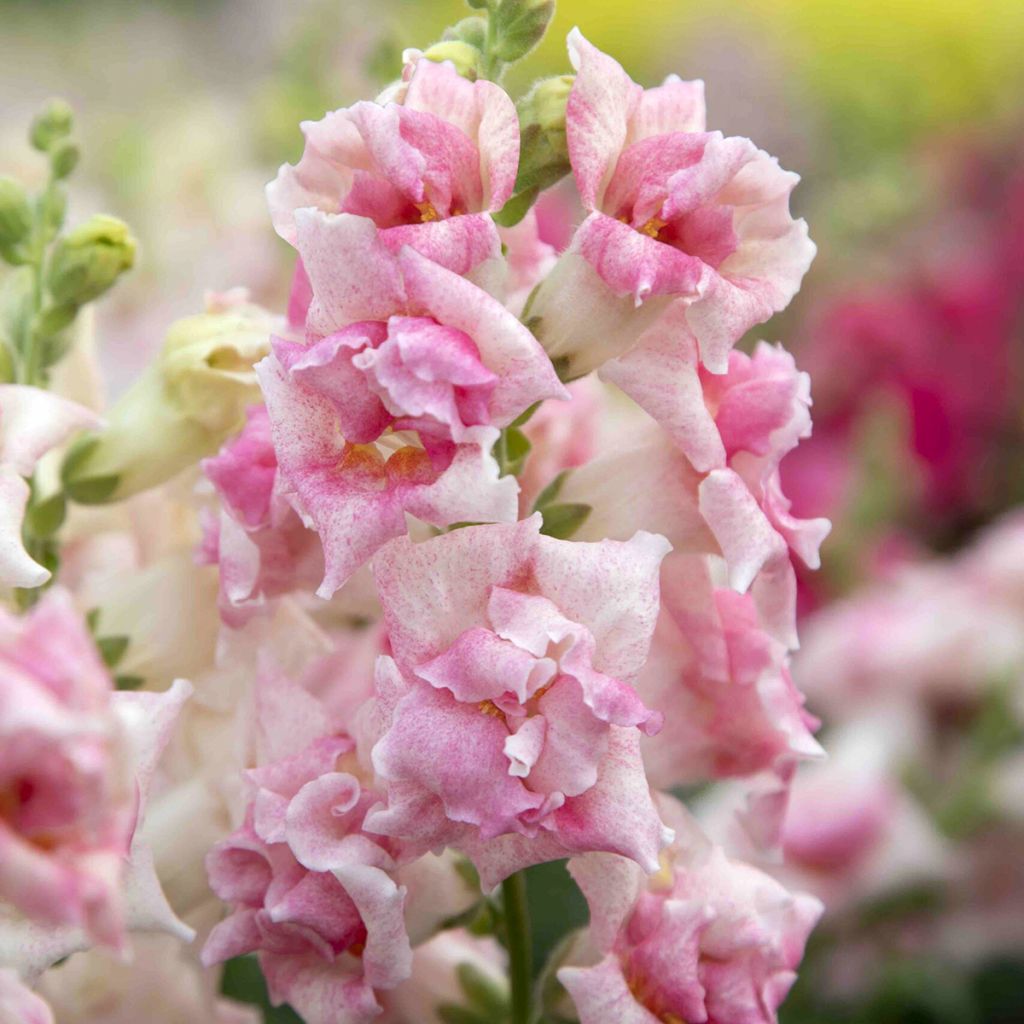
559,956,662,1024
398,247,568,423
372,518,543,676
370,683,544,841
566,29,640,209
402,58,520,209
283,772,365,872
294,210,406,333
576,212,707,304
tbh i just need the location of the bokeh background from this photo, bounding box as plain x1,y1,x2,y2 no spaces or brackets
2,1,1023,1022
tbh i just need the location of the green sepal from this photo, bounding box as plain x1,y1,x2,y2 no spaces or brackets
498,425,531,476
493,186,539,227
491,0,555,63
25,491,66,538
532,469,569,511
539,502,591,539
96,634,130,669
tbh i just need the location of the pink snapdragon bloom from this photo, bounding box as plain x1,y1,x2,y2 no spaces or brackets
257,211,566,597
0,970,52,1024
562,342,829,648
0,590,191,960
0,386,99,589
794,515,1024,717
529,31,814,379
780,718,948,911
203,670,475,1024
267,57,518,281
363,516,673,886
637,554,821,825
202,672,409,1024
559,798,822,1024
200,404,323,626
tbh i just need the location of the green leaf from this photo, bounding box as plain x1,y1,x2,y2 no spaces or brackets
532,470,570,512
115,674,145,691
498,425,531,477
96,634,130,669
539,502,590,539
493,186,539,227
492,0,555,63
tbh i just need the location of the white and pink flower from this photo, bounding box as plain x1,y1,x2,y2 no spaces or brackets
637,553,822,834
529,31,814,379
268,57,519,283
200,404,323,626
560,797,822,1024
202,668,476,1024
0,590,191,972
362,516,673,886
0,386,98,590
561,343,829,649
257,210,566,598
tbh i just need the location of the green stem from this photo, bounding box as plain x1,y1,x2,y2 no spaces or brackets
481,3,502,81
502,871,533,1024
21,259,44,386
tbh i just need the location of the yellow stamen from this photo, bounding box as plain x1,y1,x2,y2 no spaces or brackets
639,216,667,239
415,200,440,223
650,849,675,891
478,699,505,719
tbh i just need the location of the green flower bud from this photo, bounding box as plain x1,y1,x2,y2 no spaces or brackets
443,16,488,49
422,40,483,79
518,75,572,159
494,76,573,227
50,140,80,180
0,177,33,250
62,303,272,503
491,0,555,64
30,98,74,152
48,215,136,308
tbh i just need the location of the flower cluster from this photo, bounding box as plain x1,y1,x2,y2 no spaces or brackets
0,7,828,1024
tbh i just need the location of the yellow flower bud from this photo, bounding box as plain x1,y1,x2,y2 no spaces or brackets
422,40,483,79
62,302,273,503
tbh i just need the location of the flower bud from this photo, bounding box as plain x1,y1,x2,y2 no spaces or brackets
516,75,572,187
494,75,573,227
0,176,33,250
421,39,483,79
50,139,80,180
30,98,74,152
48,215,136,308
62,301,273,503
444,15,488,49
